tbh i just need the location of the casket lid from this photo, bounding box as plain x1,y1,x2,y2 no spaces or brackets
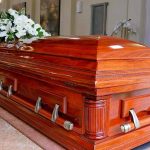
0,36,149,60
0,36,150,96
28,36,149,60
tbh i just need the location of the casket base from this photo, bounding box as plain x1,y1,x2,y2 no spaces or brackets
0,95,150,150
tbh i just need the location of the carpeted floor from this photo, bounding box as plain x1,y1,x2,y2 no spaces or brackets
0,118,43,150
0,107,64,150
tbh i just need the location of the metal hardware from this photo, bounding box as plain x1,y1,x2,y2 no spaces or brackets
64,82,77,88
51,104,59,123
0,80,3,91
120,124,131,133
34,97,42,113
129,109,140,129
7,85,13,97
64,120,74,131
20,45,34,51
121,109,140,133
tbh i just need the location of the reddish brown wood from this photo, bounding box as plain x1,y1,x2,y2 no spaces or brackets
1,95,150,150
121,94,150,117
0,72,18,91
0,36,150,149
84,99,109,140
121,115,150,132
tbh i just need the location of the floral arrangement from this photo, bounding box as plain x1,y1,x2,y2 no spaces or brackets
111,19,136,38
0,9,49,43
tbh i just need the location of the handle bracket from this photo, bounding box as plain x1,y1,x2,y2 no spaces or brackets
121,109,140,133
34,97,42,113
0,80,3,91
51,104,59,123
129,109,140,129
7,85,13,97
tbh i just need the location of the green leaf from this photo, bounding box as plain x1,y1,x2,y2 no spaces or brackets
36,28,41,32
7,32,15,42
0,12,8,19
38,31,44,37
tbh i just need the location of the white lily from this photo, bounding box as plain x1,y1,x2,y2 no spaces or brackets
0,9,50,42
8,9,18,18
0,31,7,37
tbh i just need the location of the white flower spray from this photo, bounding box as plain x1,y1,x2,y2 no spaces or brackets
0,9,50,43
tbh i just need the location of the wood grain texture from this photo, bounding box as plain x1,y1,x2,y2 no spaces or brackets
0,36,150,95
121,94,150,117
1,95,150,150
0,36,150,150
84,99,109,140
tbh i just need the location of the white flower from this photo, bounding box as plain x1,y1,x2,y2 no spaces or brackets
14,25,26,38
16,30,26,38
14,16,26,27
24,23,37,35
0,9,50,42
0,19,9,25
0,25,6,30
6,21,12,31
19,37,38,43
28,28,37,35
0,31,7,37
45,32,50,36
34,24,41,30
8,9,18,18
0,21,12,36
11,27,16,32
27,19,34,25
41,29,50,37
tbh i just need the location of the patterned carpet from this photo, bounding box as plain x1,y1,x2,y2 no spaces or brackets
0,118,43,150
0,107,64,150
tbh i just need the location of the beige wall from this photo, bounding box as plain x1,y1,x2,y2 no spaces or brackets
128,0,146,43
58,0,146,43
0,0,41,24
72,0,146,43
0,0,7,11
7,0,33,18
74,0,127,36
0,0,147,43
144,0,150,46
59,0,72,35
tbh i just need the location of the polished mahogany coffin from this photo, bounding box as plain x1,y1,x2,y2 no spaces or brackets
0,36,150,150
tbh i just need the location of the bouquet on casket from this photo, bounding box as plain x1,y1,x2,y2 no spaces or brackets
0,9,49,44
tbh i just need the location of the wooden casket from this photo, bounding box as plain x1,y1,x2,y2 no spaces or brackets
0,36,149,150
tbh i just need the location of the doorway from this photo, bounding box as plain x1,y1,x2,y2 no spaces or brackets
91,3,108,35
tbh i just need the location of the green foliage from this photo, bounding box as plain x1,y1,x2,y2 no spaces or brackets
36,28,44,37
7,32,15,41
0,9,49,43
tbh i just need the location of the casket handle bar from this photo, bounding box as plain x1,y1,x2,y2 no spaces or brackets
129,109,140,129
7,85,13,97
121,109,140,133
34,97,42,113
51,104,59,123
51,104,74,130
0,80,3,91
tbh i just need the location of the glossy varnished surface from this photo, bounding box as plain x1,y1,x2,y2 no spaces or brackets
0,36,150,96
0,36,150,149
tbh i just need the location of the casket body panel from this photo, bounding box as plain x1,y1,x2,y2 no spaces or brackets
0,36,150,150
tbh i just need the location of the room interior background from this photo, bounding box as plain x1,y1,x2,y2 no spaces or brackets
0,0,149,46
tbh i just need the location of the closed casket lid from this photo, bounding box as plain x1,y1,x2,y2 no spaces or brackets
29,36,149,60
0,36,150,96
